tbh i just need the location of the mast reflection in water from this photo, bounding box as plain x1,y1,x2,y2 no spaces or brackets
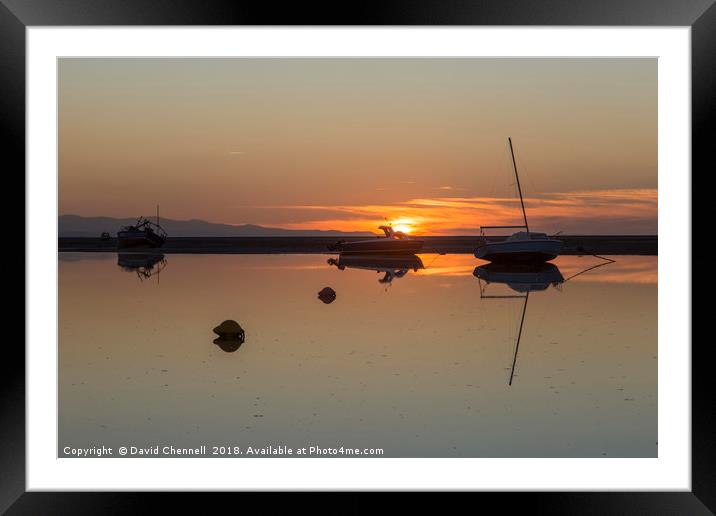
475,263,565,386
474,258,613,386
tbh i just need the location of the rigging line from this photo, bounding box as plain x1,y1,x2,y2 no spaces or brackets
485,141,504,200
563,254,616,282
591,254,616,263
424,253,442,270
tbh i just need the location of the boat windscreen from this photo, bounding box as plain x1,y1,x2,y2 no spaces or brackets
378,225,394,238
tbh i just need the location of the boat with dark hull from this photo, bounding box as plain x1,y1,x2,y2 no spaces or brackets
329,225,423,255
117,208,167,249
328,253,424,284
474,138,562,263
475,233,563,264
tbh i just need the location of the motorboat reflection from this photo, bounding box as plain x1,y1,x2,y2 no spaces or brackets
328,253,424,284
117,253,167,281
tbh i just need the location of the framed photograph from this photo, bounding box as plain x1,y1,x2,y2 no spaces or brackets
7,0,711,512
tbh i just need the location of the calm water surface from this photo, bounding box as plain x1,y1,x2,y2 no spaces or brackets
59,253,657,457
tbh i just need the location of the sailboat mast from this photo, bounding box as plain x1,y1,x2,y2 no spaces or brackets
508,137,529,233
156,204,159,227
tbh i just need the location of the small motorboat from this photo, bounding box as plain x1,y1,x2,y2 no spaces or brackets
329,225,423,255
117,206,167,249
328,253,424,284
474,138,562,263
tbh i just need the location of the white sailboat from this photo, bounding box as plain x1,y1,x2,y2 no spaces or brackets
475,138,562,263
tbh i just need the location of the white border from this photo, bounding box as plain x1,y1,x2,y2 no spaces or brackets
28,27,690,491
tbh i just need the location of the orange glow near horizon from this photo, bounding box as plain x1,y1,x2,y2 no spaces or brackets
268,188,657,236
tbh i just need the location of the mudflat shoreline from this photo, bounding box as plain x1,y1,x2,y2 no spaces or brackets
59,235,657,255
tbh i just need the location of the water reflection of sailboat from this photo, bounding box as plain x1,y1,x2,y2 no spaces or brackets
473,263,564,294
328,254,424,284
117,253,166,281
474,258,614,385
475,263,564,386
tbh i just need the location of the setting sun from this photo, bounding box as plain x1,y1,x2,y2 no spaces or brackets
389,218,418,234
392,224,413,234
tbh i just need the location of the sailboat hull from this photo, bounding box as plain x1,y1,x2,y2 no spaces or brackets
475,239,562,263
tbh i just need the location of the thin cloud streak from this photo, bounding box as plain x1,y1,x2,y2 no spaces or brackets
262,188,657,235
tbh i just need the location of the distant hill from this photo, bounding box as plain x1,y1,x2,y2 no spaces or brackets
58,215,375,238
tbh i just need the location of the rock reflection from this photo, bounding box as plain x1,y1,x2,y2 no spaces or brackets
213,337,244,353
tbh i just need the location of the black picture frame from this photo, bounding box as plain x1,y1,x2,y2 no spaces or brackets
5,0,711,512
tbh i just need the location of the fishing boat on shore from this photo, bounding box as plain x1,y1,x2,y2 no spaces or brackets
329,225,423,255
117,206,167,249
475,138,562,263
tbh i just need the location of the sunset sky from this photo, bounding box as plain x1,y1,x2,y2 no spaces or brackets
58,58,657,235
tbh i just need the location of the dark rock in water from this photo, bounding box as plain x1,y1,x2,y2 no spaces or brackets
212,320,245,352
213,337,244,353
318,287,336,304
213,320,245,339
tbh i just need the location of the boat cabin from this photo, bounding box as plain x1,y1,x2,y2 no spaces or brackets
505,231,549,241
